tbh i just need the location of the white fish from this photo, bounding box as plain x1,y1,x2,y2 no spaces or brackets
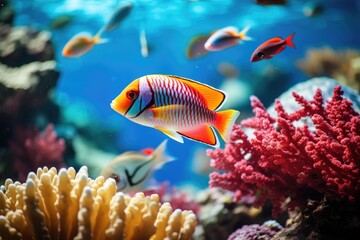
100,140,173,193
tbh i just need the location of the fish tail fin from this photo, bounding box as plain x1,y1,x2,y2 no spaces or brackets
93,27,109,44
285,33,296,48
152,139,175,169
213,110,240,142
238,26,252,41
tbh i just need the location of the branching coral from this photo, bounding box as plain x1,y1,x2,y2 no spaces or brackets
207,86,360,215
9,124,66,182
0,166,197,240
296,47,360,92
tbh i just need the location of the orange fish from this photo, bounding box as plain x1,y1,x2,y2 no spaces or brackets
250,33,295,62
111,74,240,147
62,31,107,58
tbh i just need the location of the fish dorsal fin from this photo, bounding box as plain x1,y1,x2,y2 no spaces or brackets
166,75,227,111
266,37,282,43
222,26,239,35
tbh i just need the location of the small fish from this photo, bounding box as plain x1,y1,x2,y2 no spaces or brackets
253,0,287,6
186,34,211,59
140,28,149,58
303,1,324,17
49,15,74,30
104,2,133,31
250,33,295,62
62,31,107,58
204,26,251,51
101,140,173,193
111,74,240,147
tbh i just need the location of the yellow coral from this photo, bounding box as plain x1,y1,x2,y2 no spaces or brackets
0,166,197,240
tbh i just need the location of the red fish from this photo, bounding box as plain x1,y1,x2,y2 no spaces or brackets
250,33,295,62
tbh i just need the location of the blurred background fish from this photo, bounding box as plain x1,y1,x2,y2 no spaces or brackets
103,1,133,32
62,31,108,57
186,33,211,59
253,0,287,6
303,1,324,17
204,26,251,51
140,27,149,58
100,140,173,193
49,14,74,30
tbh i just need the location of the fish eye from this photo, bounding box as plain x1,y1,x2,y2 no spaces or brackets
126,90,139,101
110,173,121,184
257,52,265,59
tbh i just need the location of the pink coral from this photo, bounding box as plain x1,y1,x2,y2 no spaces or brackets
9,123,66,181
208,86,360,215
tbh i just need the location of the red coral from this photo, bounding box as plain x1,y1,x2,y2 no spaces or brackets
208,86,360,215
9,123,66,181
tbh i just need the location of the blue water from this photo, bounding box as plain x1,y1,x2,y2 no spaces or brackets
12,0,360,188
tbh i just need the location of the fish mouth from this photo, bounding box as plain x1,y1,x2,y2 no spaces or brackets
110,100,123,115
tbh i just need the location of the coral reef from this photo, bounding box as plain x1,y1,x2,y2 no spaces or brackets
208,85,360,215
297,47,360,92
9,124,66,182
193,188,277,240
144,182,201,216
0,26,55,67
0,0,14,25
0,2,63,184
274,198,360,240
0,61,59,116
227,220,283,240
0,166,197,240
266,78,360,119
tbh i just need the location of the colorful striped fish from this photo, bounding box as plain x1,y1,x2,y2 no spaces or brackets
111,74,240,147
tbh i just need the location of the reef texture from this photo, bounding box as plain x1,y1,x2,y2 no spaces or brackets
192,188,278,240
266,77,360,120
9,124,66,182
0,2,63,183
274,198,360,240
297,47,360,92
208,86,360,215
0,61,59,115
0,26,55,67
0,166,197,240
227,220,283,240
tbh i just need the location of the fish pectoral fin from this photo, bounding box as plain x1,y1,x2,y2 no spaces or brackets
150,105,185,119
178,125,219,148
154,126,184,143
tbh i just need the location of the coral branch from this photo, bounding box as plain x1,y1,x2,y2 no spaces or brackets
208,86,360,215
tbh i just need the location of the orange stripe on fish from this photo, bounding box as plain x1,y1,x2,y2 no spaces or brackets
111,74,240,147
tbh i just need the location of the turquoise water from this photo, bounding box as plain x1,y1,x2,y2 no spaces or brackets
10,0,360,188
